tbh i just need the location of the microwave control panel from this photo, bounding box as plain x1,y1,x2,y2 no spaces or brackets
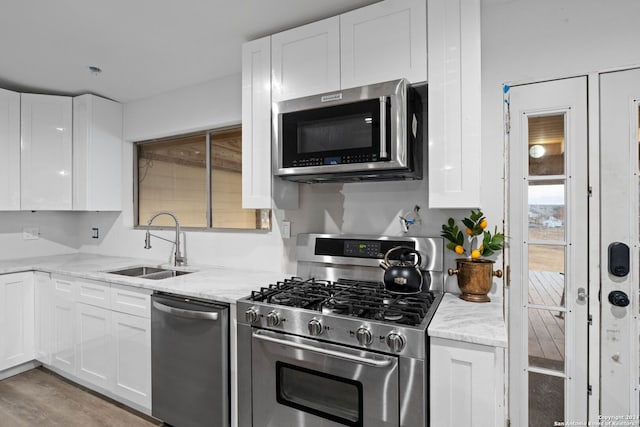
290,154,380,167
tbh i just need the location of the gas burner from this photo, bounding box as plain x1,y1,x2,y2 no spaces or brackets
270,294,292,304
383,311,403,321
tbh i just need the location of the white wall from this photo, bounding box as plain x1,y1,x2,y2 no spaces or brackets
0,211,83,259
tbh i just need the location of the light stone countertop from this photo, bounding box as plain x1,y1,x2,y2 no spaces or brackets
428,293,507,348
0,253,289,304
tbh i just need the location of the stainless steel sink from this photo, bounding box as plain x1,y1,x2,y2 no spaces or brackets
106,266,193,280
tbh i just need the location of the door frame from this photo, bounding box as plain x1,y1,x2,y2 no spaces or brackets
504,74,595,424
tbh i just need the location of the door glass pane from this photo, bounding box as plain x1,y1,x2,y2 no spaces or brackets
528,245,565,306
529,371,564,426
528,183,566,241
138,135,207,227
528,307,565,371
210,127,269,230
528,114,565,176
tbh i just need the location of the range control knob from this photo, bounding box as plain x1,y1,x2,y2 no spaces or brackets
266,311,281,327
245,308,259,324
386,332,405,353
308,319,323,336
355,327,373,346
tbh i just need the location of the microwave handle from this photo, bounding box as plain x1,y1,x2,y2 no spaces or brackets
379,96,388,159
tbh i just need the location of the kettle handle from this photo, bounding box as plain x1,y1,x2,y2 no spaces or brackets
383,246,422,268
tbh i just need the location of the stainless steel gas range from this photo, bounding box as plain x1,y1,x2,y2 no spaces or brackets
237,234,444,427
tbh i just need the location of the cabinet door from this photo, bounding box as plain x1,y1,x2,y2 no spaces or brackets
0,88,21,210
112,311,151,409
340,0,427,88
271,17,340,102
73,94,123,211
76,303,113,390
50,276,76,374
0,273,35,370
242,37,273,209
430,337,504,427
34,272,52,364
21,93,73,210
427,0,482,208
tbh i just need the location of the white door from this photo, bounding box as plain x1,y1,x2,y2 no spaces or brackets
599,68,640,416
507,77,589,425
20,93,73,210
112,311,151,409
76,303,113,390
271,17,340,102
0,273,35,370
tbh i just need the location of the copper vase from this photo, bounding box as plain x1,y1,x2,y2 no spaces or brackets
448,258,503,302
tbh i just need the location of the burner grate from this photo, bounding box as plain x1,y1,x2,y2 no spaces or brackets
249,276,436,327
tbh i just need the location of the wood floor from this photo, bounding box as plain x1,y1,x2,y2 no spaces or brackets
528,270,566,364
0,368,163,427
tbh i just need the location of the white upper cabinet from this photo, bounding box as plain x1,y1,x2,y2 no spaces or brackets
20,93,73,210
73,94,123,211
242,36,273,209
427,0,482,208
340,0,427,88
0,88,20,210
271,17,341,102
242,36,298,210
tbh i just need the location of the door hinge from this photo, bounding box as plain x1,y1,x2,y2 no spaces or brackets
588,186,593,197
588,314,592,326
505,265,511,287
588,384,593,395
506,418,511,427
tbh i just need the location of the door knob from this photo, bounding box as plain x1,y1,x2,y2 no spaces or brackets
608,290,630,307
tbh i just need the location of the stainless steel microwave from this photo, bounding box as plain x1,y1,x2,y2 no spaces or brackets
273,79,424,183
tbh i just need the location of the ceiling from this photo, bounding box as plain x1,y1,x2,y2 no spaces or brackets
0,0,380,103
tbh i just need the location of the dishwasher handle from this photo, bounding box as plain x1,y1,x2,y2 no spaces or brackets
153,300,219,320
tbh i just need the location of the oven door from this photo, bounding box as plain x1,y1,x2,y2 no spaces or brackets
251,329,399,427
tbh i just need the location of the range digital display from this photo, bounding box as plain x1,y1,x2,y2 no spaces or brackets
343,240,381,258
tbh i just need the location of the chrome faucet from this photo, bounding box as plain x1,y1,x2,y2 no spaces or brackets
144,211,186,266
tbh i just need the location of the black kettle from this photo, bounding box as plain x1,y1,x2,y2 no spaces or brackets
380,246,423,294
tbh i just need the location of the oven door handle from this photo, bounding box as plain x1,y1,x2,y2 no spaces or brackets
253,332,394,368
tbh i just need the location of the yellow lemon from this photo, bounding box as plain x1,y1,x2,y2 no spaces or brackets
471,249,481,259
480,219,488,229
465,227,473,235
479,244,484,253
455,245,464,254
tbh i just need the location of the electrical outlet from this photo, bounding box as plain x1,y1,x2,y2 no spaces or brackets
281,220,291,239
22,227,39,240
92,227,99,239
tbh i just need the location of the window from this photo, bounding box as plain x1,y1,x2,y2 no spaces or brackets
135,126,270,230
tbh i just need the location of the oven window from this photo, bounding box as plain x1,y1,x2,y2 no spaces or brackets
276,362,363,427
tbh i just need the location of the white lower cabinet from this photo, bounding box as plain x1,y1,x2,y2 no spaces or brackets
31,273,152,412
112,311,151,409
76,303,113,391
430,337,505,427
34,272,51,364
0,272,35,371
50,276,76,375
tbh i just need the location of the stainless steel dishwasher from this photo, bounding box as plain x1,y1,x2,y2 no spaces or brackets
151,293,229,427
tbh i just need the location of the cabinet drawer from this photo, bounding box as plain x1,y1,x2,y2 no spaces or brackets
77,280,111,308
110,285,151,318
51,275,76,300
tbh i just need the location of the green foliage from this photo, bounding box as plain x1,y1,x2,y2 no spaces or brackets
441,210,505,257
